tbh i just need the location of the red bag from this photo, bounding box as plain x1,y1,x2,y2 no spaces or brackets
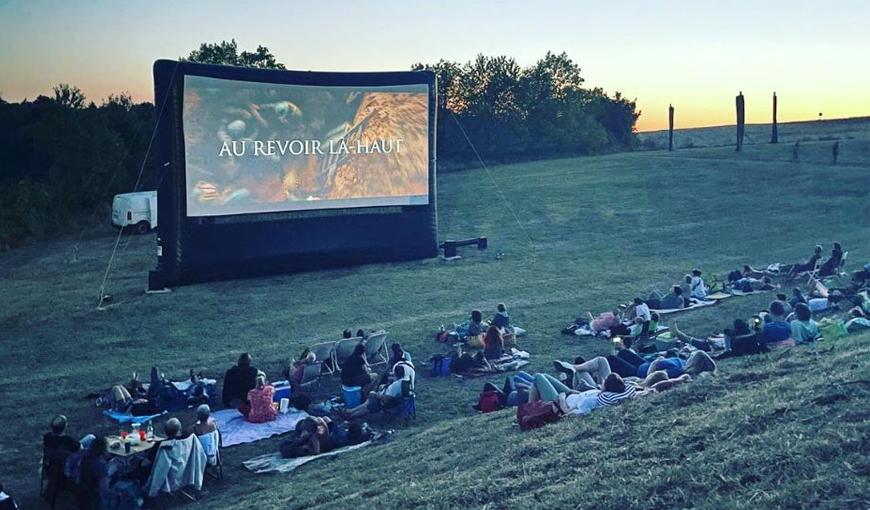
478,391,502,413
517,400,561,431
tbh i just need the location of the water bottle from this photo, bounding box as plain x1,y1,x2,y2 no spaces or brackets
146,420,154,440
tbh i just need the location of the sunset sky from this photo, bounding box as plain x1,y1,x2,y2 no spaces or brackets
1,0,867,131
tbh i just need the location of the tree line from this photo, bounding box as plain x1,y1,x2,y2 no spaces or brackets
0,41,639,249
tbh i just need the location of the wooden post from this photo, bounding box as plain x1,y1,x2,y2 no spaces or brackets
771,92,778,144
736,91,745,151
668,104,675,151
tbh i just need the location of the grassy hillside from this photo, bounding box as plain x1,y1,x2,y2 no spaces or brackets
0,138,868,508
638,116,870,151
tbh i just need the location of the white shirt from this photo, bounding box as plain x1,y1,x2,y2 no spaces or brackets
635,302,651,322
382,379,405,399
690,276,707,299
564,390,602,416
392,361,416,389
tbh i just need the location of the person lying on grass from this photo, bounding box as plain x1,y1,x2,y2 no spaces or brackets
742,264,767,279
585,308,622,335
482,371,534,407
786,245,823,280
279,417,374,458
731,276,775,293
344,365,407,419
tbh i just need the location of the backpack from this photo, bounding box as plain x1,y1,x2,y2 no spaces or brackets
728,270,742,282
478,391,502,413
516,400,561,431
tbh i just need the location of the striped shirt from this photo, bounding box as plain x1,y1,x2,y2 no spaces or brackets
597,385,637,407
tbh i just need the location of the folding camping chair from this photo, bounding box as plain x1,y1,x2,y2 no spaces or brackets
388,380,417,426
196,429,223,482
805,257,823,285
334,337,364,370
145,434,207,510
364,330,389,367
308,341,338,375
836,251,849,278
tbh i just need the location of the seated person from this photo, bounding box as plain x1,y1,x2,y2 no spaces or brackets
285,348,316,387
222,353,258,408
491,303,510,329
341,344,374,390
761,301,794,347
817,242,844,277
787,245,823,279
790,303,820,343
189,404,217,436
388,343,412,367
660,286,686,310
243,376,277,423
629,312,659,338
680,275,693,303
789,287,808,309
775,293,793,316
466,310,488,338
483,325,505,360
344,366,408,419
76,437,110,510
689,269,707,300
44,415,93,454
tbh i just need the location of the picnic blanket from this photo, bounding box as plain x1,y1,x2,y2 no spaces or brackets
729,288,773,296
651,299,717,315
212,408,309,447
705,291,733,301
455,351,531,379
103,410,167,424
242,433,387,474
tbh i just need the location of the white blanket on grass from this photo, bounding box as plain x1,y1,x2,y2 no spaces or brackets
651,299,717,315
211,408,309,447
242,437,379,474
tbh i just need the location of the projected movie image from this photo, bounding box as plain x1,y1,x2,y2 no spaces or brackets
182,75,429,216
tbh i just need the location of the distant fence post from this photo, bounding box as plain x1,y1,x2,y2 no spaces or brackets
736,91,745,151
668,104,675,151
771,92,778,144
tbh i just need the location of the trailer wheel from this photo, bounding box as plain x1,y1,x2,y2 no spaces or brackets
134,221,151,234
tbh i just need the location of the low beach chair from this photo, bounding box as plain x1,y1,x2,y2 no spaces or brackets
334,337,364,370
364,330,389,366
308,341,338,375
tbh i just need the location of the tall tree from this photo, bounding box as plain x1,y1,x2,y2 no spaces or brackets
183,39,286,69
52,84,86,109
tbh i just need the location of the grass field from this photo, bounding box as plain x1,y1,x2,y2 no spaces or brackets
1,136,868,509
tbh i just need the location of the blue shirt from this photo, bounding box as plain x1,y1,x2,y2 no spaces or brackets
762,321,792,344
637,357,684,378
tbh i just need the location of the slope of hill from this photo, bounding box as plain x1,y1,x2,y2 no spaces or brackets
0,138,867,508
638,116,870,150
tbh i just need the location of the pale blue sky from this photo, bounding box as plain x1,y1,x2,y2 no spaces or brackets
1,0,867,130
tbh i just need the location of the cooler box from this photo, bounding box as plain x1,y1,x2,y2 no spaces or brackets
342,385,362,407
272,380,292,402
